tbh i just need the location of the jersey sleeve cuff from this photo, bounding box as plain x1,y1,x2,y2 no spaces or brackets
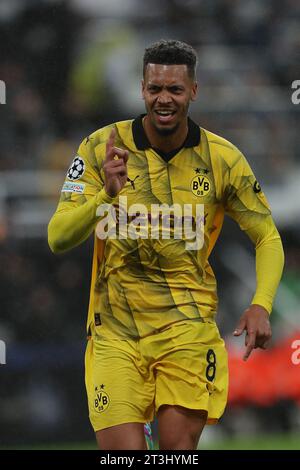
251,296,272,314
95,187,115,205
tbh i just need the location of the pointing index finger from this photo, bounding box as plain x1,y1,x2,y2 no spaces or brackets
106,128,116,159
243,332,256,361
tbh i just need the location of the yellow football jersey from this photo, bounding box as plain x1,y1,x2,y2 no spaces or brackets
54,116,272,339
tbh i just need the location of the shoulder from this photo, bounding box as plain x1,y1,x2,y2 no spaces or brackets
201,127,242,168
83,119,133,149
78,119,134,159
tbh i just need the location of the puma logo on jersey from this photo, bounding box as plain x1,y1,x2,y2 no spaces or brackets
127,175,140,190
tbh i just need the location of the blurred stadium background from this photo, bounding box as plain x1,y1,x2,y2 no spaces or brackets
0,0,299,450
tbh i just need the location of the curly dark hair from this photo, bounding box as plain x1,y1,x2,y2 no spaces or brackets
143,39,197,79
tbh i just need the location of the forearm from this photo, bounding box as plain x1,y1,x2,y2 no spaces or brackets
48,188,114,254
245,217,284,313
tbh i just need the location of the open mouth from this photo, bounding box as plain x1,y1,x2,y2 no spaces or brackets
154,110,176,124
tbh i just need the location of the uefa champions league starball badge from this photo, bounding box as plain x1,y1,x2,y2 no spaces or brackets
67,156,85,181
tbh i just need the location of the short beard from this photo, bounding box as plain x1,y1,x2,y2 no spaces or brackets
153,122,180,136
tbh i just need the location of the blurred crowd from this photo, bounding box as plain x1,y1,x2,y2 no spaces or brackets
0,0,299,173
0,0,299,445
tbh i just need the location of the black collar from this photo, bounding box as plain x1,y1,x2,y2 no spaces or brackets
132,114,201,151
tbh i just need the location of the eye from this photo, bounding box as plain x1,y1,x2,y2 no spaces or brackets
147,85,160,93
169,86,183,94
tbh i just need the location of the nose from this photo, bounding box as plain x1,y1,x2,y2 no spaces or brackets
157,90,172,104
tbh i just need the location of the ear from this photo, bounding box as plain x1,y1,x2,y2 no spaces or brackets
141,79,145,100
191,81,198,101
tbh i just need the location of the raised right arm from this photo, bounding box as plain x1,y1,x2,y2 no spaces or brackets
48,128,128,254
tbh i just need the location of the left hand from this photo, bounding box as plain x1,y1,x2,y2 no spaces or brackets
233,304,272,361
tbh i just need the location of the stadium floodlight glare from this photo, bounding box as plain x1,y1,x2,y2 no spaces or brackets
0,80,6,104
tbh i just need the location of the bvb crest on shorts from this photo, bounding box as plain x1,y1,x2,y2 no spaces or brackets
94,385,110,413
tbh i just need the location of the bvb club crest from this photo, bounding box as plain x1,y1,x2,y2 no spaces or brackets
94,385,110,413
191,168,211,197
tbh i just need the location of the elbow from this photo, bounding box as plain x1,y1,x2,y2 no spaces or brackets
48,219,68,254
48,234,66,255
48,237,66,255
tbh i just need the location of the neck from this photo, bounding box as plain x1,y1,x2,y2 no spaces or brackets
143,115,188,153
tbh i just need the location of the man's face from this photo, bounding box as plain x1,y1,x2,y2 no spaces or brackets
142,63,198,136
